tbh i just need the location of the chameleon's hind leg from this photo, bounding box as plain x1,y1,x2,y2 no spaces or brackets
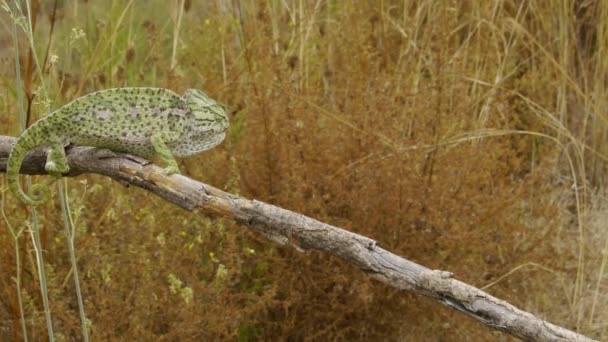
45,142,70,178
151,132,181,174
27,142,69,202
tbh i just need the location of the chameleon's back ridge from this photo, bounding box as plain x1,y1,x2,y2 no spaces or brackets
7,87,229,205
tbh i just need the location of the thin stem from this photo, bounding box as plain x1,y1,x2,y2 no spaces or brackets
20,0,54,339
1,183,29,342
170,0,186,70
57,178,89,341
27,188,55,342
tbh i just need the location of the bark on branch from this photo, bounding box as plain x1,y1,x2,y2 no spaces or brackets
0,135,595,342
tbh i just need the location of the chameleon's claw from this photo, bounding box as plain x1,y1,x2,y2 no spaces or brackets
45,160,70,174
162,165,181,175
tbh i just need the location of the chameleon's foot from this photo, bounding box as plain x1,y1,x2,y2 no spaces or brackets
162,165,181,175
45,160,70,174
151,133,182,176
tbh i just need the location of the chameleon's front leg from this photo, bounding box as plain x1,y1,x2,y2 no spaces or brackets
151,132,181,174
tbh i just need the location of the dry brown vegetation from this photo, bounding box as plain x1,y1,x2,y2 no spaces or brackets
1,0,608,340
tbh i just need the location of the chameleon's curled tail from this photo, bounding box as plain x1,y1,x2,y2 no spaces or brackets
7,132,51,206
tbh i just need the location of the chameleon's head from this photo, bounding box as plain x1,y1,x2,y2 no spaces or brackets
184,89,229,133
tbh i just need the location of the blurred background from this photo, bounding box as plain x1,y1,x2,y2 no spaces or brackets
1,0,607,340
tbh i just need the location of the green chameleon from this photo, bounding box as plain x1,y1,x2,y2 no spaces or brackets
7,87,228,206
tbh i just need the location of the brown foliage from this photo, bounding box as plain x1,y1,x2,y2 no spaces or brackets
1,0,607,340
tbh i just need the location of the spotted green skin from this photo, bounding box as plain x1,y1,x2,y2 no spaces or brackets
7,87,228,205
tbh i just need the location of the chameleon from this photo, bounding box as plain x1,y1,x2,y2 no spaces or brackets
7,87,228,206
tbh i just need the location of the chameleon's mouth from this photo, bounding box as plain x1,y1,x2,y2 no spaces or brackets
173,130,226,157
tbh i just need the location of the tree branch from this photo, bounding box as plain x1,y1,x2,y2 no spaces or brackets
0,135,595,342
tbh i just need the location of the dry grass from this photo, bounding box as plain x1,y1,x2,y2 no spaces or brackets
1,0,608,340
